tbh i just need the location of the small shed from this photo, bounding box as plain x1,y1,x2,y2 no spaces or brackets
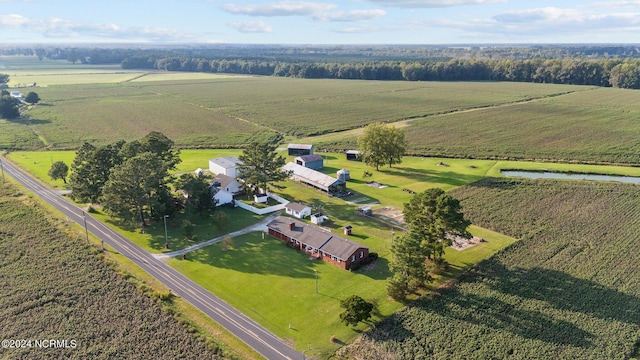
295,154,324,170
288,144,314,156
346,150,361,161
337,169,350,182
343,225,353,236
254,193,268,203
285,202,312,219
311,213,326,225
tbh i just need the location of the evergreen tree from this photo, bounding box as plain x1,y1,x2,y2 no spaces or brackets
237,141,289,194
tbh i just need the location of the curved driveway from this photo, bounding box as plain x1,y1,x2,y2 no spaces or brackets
1,157,302,360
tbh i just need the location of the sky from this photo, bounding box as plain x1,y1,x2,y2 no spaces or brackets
1,0,639,45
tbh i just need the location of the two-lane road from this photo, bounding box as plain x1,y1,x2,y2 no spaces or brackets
0,157,302,360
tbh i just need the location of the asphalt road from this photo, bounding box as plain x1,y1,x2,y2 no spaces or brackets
0,157,303,360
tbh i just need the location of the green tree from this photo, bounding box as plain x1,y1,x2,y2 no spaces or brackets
237,141,289,194
403,188,471,261
357,122,406,171
48,161,69,183
175,173,215,216
101,152,169,227
0,74,9,84
69,141,124,203
388,188,470,300
339,295,374,326
0,94,20,119
24,91,40,104
140,131,181,171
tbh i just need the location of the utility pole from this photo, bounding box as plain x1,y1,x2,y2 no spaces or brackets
83,211,90,244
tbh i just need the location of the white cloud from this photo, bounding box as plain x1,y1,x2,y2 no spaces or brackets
0,14,30,26
493,7,581,24
589,0,640,7
0,14,193,41
432,7,640,40
361,0,505,8
314,9,386,22
229,20,273,33
222,1,337,16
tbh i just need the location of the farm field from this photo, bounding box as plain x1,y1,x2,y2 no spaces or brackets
0,182,229,359
5,58,640,165
404,87,640,164
337,178,640,359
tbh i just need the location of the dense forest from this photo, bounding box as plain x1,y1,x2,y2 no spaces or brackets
3,44,640,88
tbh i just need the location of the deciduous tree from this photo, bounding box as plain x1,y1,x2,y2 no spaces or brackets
0,94,20,119
48,161,69,183
339,295,374,326
357,123,406,171
24,91,40,104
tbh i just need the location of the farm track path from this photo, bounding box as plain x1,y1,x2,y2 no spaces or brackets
0,156,303,360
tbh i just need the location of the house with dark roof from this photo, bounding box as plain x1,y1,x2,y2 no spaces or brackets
267,216,369,270
295,154,324,170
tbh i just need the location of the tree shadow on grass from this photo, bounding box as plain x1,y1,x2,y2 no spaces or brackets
383,167,482,188
187,233,318,278
6,116,51,125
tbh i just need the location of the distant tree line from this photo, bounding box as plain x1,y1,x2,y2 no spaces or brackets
120,56,640,89
4,45,640,88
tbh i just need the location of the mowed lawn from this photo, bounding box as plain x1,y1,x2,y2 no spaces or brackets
167,227,516,357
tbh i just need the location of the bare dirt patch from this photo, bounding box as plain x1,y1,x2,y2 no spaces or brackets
449,235,484,251
372,206,405,226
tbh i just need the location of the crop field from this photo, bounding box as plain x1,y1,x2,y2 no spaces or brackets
3,64,593,151
135,78,584,137
0,182,227,359
402,87,640,164
337,178,640,359
24,83,271,148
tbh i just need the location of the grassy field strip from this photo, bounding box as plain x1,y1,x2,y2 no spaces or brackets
485,160,640,177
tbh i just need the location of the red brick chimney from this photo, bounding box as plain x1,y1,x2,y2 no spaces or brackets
289,222,295,230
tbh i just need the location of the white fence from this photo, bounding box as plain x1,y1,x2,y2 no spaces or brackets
234,192,289,215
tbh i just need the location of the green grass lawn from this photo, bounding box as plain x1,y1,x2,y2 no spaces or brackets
166,223,516,357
